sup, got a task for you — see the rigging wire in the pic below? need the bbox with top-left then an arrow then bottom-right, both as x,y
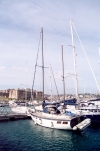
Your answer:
31,30 -> 42,100
72,21 -> 100,93
50,66 -> 60,101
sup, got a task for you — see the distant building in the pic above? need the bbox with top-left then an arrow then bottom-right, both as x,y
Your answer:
9,89 -> 43,100
0,91 -> 9,100
9,89 -> 18,99
36,91 -> 43,100
9,89 -> 31,100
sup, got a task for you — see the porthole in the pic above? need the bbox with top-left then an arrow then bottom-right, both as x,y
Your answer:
63,121 -> 68,124
57,121 -> 61,124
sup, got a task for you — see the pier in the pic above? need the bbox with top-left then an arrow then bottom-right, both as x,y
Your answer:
0,105 -> 32,121
0,113 -> 31,121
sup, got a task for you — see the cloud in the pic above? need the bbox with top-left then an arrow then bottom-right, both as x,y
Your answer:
0,0 -> 100,94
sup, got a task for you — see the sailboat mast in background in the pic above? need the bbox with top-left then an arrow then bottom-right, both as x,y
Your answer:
70,20 -> 79,102
61,45 -> 65,101
41,27 -> 44,101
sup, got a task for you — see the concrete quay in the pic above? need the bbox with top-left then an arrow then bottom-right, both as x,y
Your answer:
0,113 -> 31,121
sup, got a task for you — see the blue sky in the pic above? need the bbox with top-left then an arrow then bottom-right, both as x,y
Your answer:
0,0 -> 100,95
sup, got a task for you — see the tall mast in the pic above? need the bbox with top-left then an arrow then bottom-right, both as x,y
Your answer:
70,20 -> 79,101
41,27 -> 44,100
62,45 -> 65,101
25,60 -> 28,101
50,64 -> 53,101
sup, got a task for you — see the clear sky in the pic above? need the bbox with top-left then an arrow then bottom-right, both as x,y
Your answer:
0,0 -> 100,95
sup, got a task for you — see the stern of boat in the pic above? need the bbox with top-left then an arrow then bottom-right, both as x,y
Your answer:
70,116 -> 91,131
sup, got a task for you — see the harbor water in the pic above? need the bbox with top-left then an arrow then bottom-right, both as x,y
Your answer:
0,107 -> 100,151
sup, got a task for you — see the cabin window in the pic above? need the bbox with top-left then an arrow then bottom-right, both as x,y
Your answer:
63,122 -> 68,124
94,110 -> 97,112
57,121 -> 61,124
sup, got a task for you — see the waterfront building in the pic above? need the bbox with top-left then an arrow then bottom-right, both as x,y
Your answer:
9,89 -> 43,100
0,91 -> 9,100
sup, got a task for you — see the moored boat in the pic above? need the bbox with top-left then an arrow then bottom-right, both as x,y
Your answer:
30,27 -> 91,131
9,100 -> 35,115
30,104 -> 91,131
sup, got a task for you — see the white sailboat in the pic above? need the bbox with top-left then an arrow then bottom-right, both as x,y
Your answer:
30,27 -> 91,131
9,100 -> 29,114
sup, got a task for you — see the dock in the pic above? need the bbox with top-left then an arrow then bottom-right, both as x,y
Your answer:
0,113 -> 31,121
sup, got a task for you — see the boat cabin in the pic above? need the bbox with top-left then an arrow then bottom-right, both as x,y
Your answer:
43,105 -> 60,114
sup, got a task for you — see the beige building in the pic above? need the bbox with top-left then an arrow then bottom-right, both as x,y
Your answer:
36,91 -> 43,100
9,89 -> 43,100
9,89 -> 31,100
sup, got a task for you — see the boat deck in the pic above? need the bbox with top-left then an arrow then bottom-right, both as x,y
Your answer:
32,111 -> 76,121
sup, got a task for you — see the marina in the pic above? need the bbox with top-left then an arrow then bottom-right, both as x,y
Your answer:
1,0 -> 100,150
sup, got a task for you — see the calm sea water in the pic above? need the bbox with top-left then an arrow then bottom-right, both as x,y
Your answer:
0,107 -> 100,151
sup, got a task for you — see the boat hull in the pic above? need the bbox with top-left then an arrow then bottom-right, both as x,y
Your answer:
31,114 -> 73,130
30,112 -> 88,130
11,106 -> 28,114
